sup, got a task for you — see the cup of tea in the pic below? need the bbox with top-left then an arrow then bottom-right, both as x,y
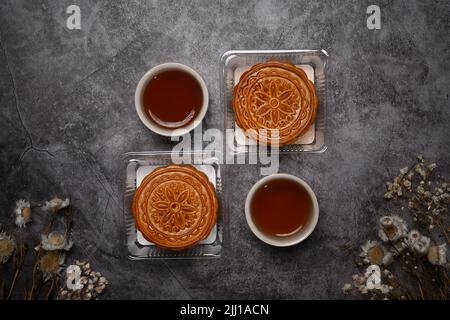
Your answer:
245,173 -> 319,247
135,62 -> 209,136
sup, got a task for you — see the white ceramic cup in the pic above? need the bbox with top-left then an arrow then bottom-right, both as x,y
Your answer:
134,62 -> 209,137
245,173 -> 319,247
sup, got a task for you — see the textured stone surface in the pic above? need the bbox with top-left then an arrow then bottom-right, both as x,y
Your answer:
0,0 -> 449,299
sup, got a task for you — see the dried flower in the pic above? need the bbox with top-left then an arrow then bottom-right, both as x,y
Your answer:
360,241 -> 393,265
42,197 -> 70,213
38,251 -> 66,281
58,260 -> 108,300
40,232 -> 73,251
382,269 -> 394,279
345,156 -> 449,299
342,283 -> 352,294
415,164 -> 427,180
411,236 -> 430,255
15,199 -> 31,228
407,230 -> 421,244
349,274 -> 368,294
384,167 -> 412,199
0,231 -> 16,264
403,180 -> 412,190
427,244 -> 447,266
378,215 -> 408,242
375,283 -> 393,294
406,230 -> 430,255
399,166 -> 409,176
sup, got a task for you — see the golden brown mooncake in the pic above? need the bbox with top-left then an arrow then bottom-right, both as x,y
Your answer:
232,60 -> 318,146
132,164 -> 218,251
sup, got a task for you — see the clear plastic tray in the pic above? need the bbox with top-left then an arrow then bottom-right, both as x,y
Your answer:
123,152 -> 224,259
221,49 -> 328,154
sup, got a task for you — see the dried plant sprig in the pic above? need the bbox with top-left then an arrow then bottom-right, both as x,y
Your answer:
57,260 -> 108,300
344,155 -> 449,300
2,195 -> 109,300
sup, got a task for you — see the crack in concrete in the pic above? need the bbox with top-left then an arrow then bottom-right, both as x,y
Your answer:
97,248 -> 121,260
73,145 -> 121,209
60,34 -> 141,100
18,145 -> 55,162
0,34 -> 55,163
162,261 -> 193,299
274,24 -> 294,49
0,38 -> 32,145
100,196 -> 110,233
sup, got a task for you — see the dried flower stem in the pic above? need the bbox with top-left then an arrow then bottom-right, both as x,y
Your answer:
439,288 -> 445,299
0,265 -> 4,300
27,250 -> 41,300
42,214 -> 55,236
417,280 -> 424,300
6,241 -> 26,300
7,269 -> 20,300
436,221 -> 450,244
45,276 -> 56,300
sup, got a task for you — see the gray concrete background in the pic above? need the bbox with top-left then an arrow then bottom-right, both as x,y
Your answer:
0,0 -> 449,299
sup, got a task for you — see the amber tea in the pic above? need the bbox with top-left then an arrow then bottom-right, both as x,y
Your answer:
142,70 -> 203,129
250,178 -> 312,237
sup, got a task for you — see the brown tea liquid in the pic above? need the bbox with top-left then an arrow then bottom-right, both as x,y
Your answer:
143,70 -> 203,129
250,178 -> 312,237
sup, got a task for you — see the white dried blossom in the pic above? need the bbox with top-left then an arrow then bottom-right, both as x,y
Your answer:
351,274 -> 368,294
0,231 -> 16,264
415,164 -> 427,180
360,240 -> 393,265
378,215 -> 408,242
375,283 -> 393,294
382,269 -> 394,280
42,197 -> 70,213
407,230 -> 431,255
407,230 -> 421,244
412,236 -> 430,255
342,283 -> 352,294
40,232 -> 73,251
427,244 -> 447,266
403,180 -> 412,189
406,171 -> 414,180
14,199 -> 31,228
399,166 -> 409,176
416,185 -> 426,195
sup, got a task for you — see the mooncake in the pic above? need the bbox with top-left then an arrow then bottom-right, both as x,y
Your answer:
232,60 -> 317,146
132,164 -> 218,251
